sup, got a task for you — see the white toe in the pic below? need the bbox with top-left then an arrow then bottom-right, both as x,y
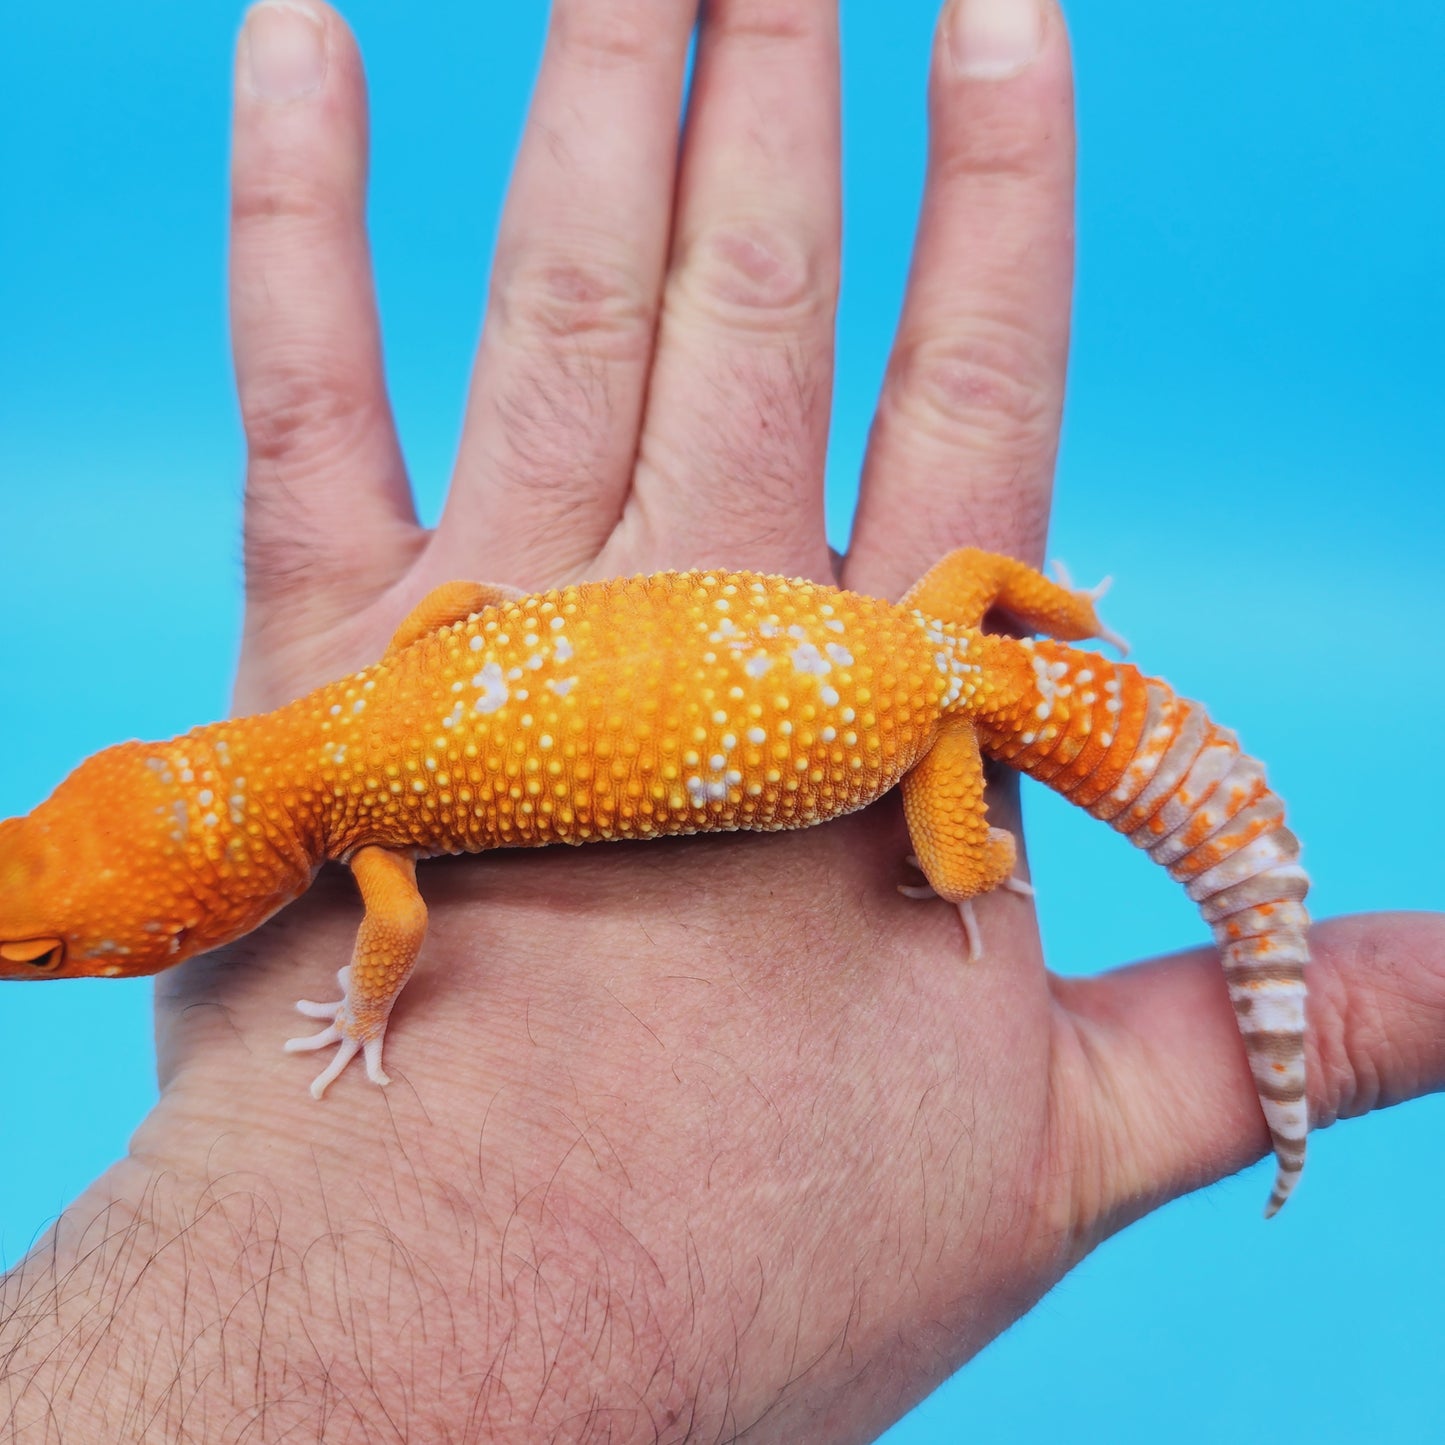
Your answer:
284,1023 -> 342,1054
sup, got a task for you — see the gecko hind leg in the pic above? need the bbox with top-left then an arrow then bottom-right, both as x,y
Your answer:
901,546 -> 1127,651
899,724 -> 1028,962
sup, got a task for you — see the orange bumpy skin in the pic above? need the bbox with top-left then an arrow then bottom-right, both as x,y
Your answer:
0,550 -> 1310,1212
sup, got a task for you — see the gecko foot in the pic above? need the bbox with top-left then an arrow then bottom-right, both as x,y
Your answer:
898,850 -> 1033,962
1049,560 -> 1130,654
284,965 -> 391,1098
896,884 -> 984,961
899,853 -> 1034,902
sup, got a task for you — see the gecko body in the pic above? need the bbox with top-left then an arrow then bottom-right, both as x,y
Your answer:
0,550 -> 1309,1212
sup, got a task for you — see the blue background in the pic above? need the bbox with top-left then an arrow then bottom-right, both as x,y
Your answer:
2,2 -> 1442,1438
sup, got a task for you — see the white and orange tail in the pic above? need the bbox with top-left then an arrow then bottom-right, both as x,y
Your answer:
978,639 -> 1310,1215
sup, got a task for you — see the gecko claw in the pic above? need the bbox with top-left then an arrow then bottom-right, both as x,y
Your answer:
1050,558 -> 1113,602
1095,620 -> 1131,656
1050,560 -> 1129,652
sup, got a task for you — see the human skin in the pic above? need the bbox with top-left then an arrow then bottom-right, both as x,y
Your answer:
2,0 -> 1443,1439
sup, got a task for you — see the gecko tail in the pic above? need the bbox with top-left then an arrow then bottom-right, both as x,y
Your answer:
994,648 -> 1311,1214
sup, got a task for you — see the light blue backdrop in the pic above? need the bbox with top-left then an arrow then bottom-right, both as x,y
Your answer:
1,3 -> 1441,1439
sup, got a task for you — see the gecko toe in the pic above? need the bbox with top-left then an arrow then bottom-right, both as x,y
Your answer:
294,997 -> 342,1020
956,901 -> 984,962
362,1034 -> 390,1086
284,1023 -> 342,1053
898,883 -> 938,900
307,1037 -> 362,1099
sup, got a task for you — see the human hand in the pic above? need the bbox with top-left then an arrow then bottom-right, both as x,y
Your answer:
7,1 -> 1442,1440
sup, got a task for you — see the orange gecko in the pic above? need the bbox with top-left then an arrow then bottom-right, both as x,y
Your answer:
0,549 -> 1310,1213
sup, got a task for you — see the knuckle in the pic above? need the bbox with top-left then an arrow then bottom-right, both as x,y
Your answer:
1308,924 -> 1429,1127
241,354 -> 382,469
932,113 -> 1058,186
1308,955 -> 1364,1123
232,165 -> 350,232
883,325 -> 1057,455
551,1 -> 675,70
710,0 -> 819,45
492,251 -> 656,361
676,220 -> 834,331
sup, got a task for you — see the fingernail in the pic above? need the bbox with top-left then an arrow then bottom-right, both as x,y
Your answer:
946,0 -> 1043,80
244,1 -> 327,101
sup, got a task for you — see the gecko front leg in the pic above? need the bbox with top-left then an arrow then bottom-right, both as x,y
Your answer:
284,845 -> 428,1098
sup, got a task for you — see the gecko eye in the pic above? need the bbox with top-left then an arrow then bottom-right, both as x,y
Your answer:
0,938 -> 65,973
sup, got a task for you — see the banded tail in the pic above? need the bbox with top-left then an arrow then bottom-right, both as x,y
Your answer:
977,637 -> 1310,1215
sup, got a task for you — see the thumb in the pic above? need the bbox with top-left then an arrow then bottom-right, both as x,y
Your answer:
1048,912 -> 1445,1251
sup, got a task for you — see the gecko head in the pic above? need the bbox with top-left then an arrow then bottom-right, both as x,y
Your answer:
0,747 -> 226,981
0,812 -> 77,979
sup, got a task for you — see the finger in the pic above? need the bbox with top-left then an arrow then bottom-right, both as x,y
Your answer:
231,1 -> 415,624
436,0 -> 698,586
845,0 -> 1074,600
1052,913 -> 1445,1248
598,0 -> 840,581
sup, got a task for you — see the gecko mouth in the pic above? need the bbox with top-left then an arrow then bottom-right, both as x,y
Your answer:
0,938 -> 65,974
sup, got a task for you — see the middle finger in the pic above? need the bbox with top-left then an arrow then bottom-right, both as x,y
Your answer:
435,0 -> 698,586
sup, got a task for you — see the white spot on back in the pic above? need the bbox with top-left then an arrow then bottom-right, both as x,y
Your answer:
472,661 -> 509,714
790,643 -> 831,676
